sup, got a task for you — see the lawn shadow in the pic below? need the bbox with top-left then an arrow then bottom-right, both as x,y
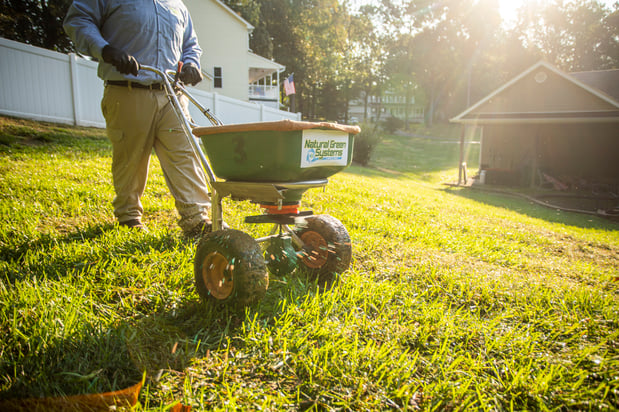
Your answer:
442,185 -> 618,230
0,305 -> 224,406
89,272 -> 323,406
0,222 -> 330,408
0,320 -> 143,403
0,288 -> 249,408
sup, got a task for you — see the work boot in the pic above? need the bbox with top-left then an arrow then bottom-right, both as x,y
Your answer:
119,218 -> 148,232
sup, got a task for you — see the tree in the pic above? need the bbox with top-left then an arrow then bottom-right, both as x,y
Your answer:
511,0 -> 619,72
0,0 -> 72,52
233,0 -> 376,120
390,0 -> 505,124
223,0 -> 274,58
384,33 -> 417,128
293,0 -> 352,119
348,4 -> 388,123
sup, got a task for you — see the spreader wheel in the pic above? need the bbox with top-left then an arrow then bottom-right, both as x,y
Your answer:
295,215 -> 352,286
194,229 -> 268,306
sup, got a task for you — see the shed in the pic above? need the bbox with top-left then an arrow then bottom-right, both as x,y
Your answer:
451,61 -> 619,190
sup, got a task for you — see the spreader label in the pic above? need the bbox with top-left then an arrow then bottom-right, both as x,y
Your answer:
301,130 -> 348,168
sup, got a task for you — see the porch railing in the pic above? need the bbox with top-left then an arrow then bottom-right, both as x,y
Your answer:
249,84 -> 279,101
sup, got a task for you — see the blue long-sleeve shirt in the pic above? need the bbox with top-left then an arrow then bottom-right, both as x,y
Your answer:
64,0 -> 202,84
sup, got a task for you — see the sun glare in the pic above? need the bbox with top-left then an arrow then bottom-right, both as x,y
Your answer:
498,0 -> 524,24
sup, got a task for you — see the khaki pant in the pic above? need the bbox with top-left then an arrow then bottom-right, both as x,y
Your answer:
101,85 -> 210,232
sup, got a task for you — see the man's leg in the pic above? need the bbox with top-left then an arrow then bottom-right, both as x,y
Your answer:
153,94 -> 211,234
101,86 -> 157,225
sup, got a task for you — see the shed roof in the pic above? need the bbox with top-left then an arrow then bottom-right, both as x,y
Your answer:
451,61 -> 619,124
570,69 -> 619,102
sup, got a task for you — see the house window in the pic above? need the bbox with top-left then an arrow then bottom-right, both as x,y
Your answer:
214,67 -> 222,88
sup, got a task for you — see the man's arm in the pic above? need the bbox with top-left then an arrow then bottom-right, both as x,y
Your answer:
65,0 -> 138,76
179,10 -> 203,85
180,10 -> 202,69
63,0 -> 108,61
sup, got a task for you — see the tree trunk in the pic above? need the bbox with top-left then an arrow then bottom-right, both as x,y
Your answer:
427,83 -> 435,128
363,87 -> 370,121
404,82 -> 412,130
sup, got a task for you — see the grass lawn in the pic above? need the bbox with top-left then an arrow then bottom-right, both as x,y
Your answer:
0,115 -> 617,410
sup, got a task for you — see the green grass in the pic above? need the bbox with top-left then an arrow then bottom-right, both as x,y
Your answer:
0,116 -> 617,410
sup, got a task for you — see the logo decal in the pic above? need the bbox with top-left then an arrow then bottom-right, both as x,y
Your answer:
301,130 -> 349,168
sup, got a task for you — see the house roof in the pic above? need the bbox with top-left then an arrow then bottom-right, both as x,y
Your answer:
451,61 -> 619,124
212,0 -> 254,31
248,52 -> 285,82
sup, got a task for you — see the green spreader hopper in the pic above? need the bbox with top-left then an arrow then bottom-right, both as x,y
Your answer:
140,64 -> 361,308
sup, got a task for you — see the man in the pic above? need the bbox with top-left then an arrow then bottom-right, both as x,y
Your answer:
64,0 -> 213,237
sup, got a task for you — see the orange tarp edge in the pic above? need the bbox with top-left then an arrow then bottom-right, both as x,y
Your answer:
193,119 -> 361,137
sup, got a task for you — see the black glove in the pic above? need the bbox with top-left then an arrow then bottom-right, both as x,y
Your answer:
179,63 -> 203,86
102,45 -> 139,76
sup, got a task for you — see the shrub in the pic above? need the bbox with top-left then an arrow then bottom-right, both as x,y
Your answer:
352,123 -> 381,166
382,116 -> 404,133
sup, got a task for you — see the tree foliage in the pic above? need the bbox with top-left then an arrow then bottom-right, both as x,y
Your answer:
0,0 -> 72,52
511,0 -> 619,72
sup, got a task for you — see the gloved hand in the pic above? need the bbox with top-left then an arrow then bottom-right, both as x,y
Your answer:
179,63 -> 203,86
102,45 -> 139,76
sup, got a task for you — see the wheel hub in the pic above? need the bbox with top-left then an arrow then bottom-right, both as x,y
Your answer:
201,251 -> 234,300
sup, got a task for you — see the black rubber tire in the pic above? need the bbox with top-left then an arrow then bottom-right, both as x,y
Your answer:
295,214 -> 352,286
194,229 -> 268,306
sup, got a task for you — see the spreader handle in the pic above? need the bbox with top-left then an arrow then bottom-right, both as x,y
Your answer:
174,61 -> 183,86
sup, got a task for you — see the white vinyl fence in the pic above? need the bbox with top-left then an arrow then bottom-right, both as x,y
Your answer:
0,37 -> 300,128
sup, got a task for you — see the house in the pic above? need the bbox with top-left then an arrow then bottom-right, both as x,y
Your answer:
184,0 -> 285,109
451,61 -> 619,189
349,90 -> 424,124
